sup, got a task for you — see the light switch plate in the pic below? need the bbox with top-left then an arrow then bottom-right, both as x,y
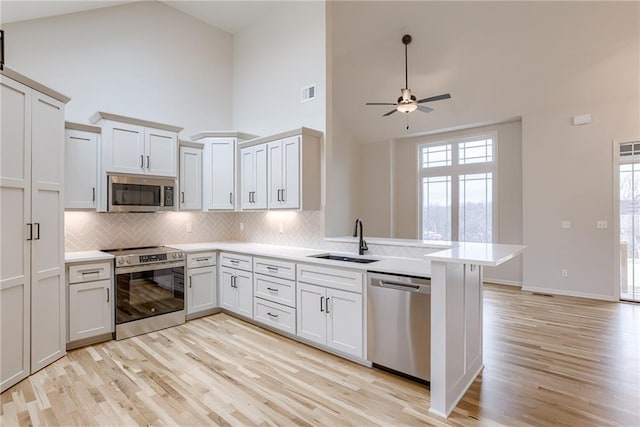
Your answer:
561,220 -> 571,229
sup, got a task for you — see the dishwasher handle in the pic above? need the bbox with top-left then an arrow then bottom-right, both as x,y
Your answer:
368,274 -> 430,294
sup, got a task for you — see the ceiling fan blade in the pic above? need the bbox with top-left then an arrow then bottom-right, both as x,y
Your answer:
417,105 -> 434,113
417,93 -> 451,104
383,109 -> 398,117
366,102 -> 397,106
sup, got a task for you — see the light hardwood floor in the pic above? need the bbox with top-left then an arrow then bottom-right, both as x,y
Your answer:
2,285 -> 639,426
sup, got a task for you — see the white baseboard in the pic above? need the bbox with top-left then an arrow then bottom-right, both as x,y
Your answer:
483,278 -> 521,287
521,285 -> 617,302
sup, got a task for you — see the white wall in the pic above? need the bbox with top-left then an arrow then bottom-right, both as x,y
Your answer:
3,1 -> 233,137
232,1 -> 326,136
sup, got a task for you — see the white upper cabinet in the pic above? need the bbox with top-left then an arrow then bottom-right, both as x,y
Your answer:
64,123 -> 100,209
239,127 -> 322,211
241,144 -> 267,210
193,131 -> 257,211
179,143 -> 203,211
90,112 -> 182,178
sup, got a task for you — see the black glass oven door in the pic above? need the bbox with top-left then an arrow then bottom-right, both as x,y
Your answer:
116,265 -> 184,325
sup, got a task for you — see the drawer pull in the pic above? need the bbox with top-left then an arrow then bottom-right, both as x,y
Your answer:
106,288 -> 110,302
81,270 -> 101,276
195,257 -> 209,262
266,266 -> 279,272
267,312 -> 279,318
266,287 -> 279,293
230,259 -> 239,264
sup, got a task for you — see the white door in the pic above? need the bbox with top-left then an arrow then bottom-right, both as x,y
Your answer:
179,146 -> 202,210
220,267 -> 236,311
0,76 -> 32,392
105,122 -> 145,174
65,129 -> 97,209
618,140 -> 640,302
235,270 -> 254,318
146,128 -> 177,177
267,140 -> 283,208
326,288 -> 362,357
240,146 -> 255,210
30,90 -> 66,373
281,136 -> 300,209
207,138 -> 235,210
296,283 -> 326,345
254,144 -> 268,209
68,280 -> 112,341
187,266 -> 217,314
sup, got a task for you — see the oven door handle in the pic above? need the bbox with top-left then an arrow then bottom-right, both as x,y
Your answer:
114,261 -> 185,275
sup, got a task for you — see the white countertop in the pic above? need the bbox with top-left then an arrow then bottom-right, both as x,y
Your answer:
325,236 -> 453,249
65,250 -> 114,263
425,242 -> 526,267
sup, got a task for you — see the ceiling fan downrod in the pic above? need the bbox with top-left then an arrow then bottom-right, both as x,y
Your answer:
402,34 -> 412,90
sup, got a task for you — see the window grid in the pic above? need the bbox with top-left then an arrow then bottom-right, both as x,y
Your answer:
459,139 -> 493,165
422,144 -> 452,168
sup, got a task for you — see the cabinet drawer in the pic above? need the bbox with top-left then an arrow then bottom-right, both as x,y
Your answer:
254,274 -> 296,307
187,251 -> 216,268
68,261 -> 112,284
220,252 -> 253,271
253,257 -> 296,281
253,298 -> 296,335
297,263 -> 363,293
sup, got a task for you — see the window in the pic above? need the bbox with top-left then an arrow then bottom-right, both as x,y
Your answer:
419,134 -> 496,242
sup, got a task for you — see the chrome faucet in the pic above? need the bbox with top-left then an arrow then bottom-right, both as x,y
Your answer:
353,218 -> 368,255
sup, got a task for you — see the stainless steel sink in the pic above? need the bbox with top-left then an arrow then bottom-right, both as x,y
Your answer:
311,254 -> 379,264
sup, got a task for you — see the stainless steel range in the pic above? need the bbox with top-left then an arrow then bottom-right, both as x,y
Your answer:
103,246 -> 185,340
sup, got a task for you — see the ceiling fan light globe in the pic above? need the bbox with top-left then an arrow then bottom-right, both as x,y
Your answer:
397,103 -> 418,113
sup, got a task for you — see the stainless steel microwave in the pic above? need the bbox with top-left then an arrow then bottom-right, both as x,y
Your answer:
108,175 -> 175,212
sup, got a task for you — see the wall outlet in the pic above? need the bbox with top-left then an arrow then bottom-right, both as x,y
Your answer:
561,220 -> 571,229
597,220 -> 608,229
240,222 -> 244,231
186,223 -> 192,233
561,269 -> 568,278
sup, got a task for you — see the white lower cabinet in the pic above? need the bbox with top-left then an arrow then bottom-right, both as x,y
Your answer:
186,252 -> 217,317
296,264 -> 363,358
67,260 -> 114,345
253,298 -> 296,335
220,266 -> 253,318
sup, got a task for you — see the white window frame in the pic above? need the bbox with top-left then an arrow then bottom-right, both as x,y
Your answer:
418,132 -> 498,242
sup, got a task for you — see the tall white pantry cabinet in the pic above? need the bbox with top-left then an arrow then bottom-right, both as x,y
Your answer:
0,70 -> 69,392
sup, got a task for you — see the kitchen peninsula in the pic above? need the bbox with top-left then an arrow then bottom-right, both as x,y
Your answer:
163,240 -> 525,418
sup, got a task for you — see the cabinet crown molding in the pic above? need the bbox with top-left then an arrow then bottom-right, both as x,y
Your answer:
89,111 -> 183,133
1,67 -> 71,103
239,127 -> 323,148
191,131 -> 259,141
65,121 -> 102,134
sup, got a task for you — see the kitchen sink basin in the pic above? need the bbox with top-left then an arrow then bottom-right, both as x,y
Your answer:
312,254 -> 379,264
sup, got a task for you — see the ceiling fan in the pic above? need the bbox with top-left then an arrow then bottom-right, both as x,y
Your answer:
365,34 -> 451,118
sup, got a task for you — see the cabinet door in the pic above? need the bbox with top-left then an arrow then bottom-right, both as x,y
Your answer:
220,267 -> 236,311
68,279 -> 112,341
187,266 -> 217,315
30,90 -> 66,373
281,136 -> 300,209
206,138 -> 235,210
65,129 -> 97,209
145,128 -> 177,177
267,140 -> 283,208
240,146 -> 255,210
326,288 -> 363,358
104,122 -> 145,174
179,146 -> 202,210
253,144 -> 268,209
296,283 -> 326,346
235,270 -> 254,318
0,76 -> 31,392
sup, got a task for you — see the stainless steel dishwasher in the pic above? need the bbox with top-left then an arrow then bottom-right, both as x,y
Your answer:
367,271 -> 431,382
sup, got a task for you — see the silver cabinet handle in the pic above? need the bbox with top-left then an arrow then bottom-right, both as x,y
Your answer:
106,288 -> 110,302
230,259 -> 239,265
34,223 -> 40,240
81,270 -> 101,276
266,266 -> 278,272
320,296 -> 324,312
266,287 -> 278,293
181,192 -> 185,203
326,297 -> 330,314
92,187 -> 96,202
229,192 -> 233,204
267,312 -> 278,318
281,188 -> 285,202
146,155 -> 150,169
140,154 -> 144,168
195,257 -> 209,262
26,223 -> 33,241
277,189 -> 282,202
189,276 -> 192,288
